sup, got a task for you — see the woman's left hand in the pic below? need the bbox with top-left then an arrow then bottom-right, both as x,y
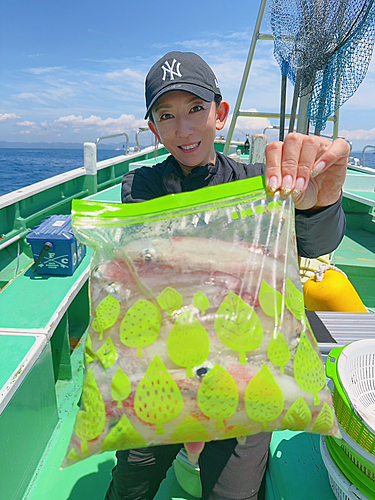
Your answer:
264,133 -> 350,210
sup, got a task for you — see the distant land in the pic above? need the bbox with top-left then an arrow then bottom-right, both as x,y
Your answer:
0,140 -> 138,150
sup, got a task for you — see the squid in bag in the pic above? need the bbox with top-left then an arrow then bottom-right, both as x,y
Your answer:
63,175 -> 339,467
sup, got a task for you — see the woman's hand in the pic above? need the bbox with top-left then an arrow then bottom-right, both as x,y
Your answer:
265,133 -> 350,210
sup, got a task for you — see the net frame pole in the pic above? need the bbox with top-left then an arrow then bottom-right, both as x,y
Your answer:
279,73 -> 287,140
333,110 -> 340,140
288,71 -> 301,133
224,0 -> 268,155
296,93 -> 310,135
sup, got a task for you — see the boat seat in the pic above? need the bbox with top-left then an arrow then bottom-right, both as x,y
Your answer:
0,332 -> 59,500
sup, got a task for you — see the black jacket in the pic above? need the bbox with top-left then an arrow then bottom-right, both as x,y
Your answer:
121,152 -> 346,258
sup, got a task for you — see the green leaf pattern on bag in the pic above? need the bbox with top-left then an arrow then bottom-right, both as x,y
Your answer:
92,294 -> 120,340
267,330 -> 291,373
244,364 -> 284,431
157,287 -> 183,314
84,333 -> 95,365
294,332 -> 326,406
134,355 -> 184,435
74,287 -> 333,455
102,414 -> 146,451
312,402 -> 335,433
170,416 -> 210,443
197,364 -> 239,429
259,280 -> 284,317
167,310 -> 209,377
120,299 -> 161,357
222,425 -> 253,440
214,292 -> 263,364
67,447 -> 82,461
281,397 -> 312,431
75,368 -> 106,454
96,336 -> 116,371
111,367 -> 131,408
193,291 -> 210,315
285,278 -> 305,320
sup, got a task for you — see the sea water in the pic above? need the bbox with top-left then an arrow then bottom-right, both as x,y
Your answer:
0,148 -> 374,198
0,148 -> 125,197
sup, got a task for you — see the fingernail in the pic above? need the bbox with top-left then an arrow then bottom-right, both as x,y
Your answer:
281,175 -> 293,195
267,176 -> 279,193
292,176 -> 305,196
311,161 -> 326,178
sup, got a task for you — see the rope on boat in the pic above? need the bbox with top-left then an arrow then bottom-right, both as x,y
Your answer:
314,263 -> 347,282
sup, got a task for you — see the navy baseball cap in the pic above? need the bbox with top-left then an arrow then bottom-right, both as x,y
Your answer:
145,51 -> 222,119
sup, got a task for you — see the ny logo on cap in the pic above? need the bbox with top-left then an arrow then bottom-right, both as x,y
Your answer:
161,59 -> 182,81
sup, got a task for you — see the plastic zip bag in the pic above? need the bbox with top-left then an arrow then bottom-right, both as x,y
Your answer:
63,176 -> 339,467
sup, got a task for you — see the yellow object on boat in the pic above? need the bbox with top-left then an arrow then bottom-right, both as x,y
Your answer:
303,266 -> 367,313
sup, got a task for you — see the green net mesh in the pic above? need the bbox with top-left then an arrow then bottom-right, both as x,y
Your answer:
270,0 -> 375,131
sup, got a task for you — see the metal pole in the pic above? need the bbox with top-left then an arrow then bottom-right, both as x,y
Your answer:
224,0 -> 268,155
288,71 -> 301,133
279,73 -> 287,140
333,110 -> 339,139
296,92 -> 310,135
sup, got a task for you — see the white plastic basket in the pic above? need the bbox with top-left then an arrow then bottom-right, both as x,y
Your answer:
320,436 -> 369,500
338,423 -> 375,468
337,340 -> 375,433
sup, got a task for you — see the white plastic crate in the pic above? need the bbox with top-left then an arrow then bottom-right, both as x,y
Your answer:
338,424 -> 375,468
320,436 -> 369,500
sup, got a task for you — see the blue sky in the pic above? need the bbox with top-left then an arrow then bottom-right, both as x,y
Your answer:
1,0 -> 375,151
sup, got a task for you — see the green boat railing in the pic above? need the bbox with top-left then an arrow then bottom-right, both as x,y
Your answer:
0,144 -> 167,288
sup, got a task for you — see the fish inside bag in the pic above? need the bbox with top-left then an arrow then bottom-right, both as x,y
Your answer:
63,175 -> 339,467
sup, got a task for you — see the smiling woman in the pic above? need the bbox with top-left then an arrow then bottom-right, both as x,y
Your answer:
148,93 -> 229,175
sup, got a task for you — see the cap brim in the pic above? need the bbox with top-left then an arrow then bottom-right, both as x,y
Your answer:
145,83 -> 216,119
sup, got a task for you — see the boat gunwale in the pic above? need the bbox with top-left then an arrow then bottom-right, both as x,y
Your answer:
0,144 -> 162,210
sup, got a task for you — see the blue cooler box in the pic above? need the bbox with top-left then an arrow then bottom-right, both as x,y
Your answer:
27,215 -> 86,276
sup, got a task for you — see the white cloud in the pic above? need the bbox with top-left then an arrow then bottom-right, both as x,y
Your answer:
17,120 -> 36,127
16,120 -> 47,136
0,113 -> 20,122
105,68 -> 144,82
224,30 -> 253,41
11,112 -> 148,139
16,92 -> 42,101
224,111 -> 271,136
339,128 -> 375,141
28,66 -> 63,75
54,113 -> 147,135
15,85 -> 76,105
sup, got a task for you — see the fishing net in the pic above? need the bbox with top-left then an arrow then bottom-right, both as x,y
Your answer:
62,177 -> 339,467
270,0 -> 375,131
